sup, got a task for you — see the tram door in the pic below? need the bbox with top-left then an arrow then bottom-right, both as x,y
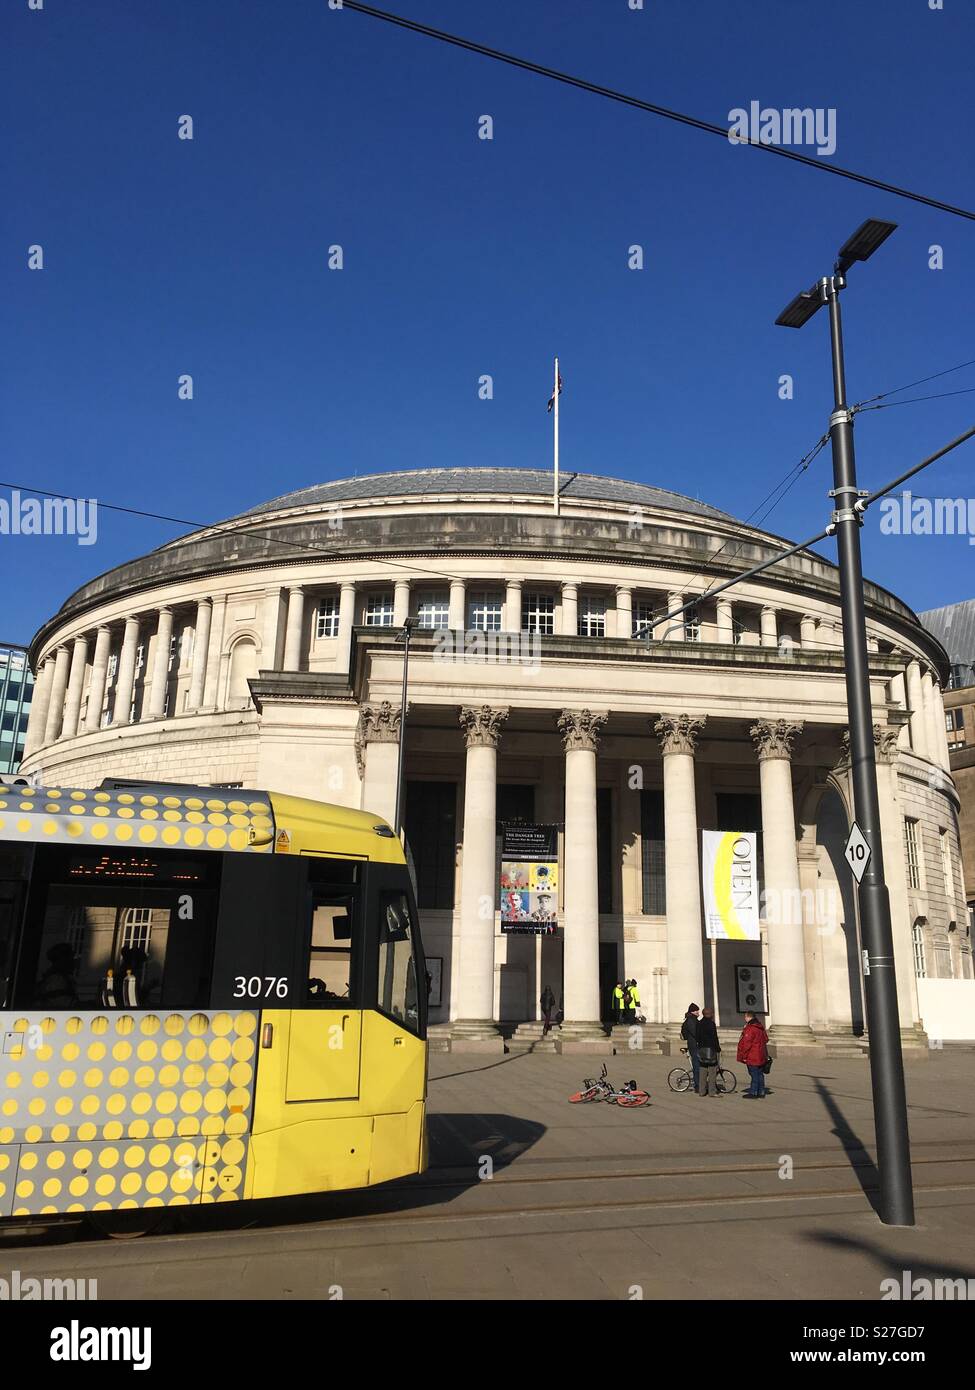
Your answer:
286,889 -> 361,1102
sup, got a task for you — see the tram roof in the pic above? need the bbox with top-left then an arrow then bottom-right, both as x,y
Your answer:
0,779 -> 403,861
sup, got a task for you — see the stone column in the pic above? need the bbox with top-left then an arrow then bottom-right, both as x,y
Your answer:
560,583 -> 578,637
281,588 -> 305,672
716,597 -> 734,644
800,614 -> 817,648
871,727 -> 927,1047
751,719 -> 816,1049
559,709 -> 609,1041
147,608 -> 174,720
504,579 -> 522,633
356,701 -> 403,826
23,655 -> 55,757
665,592 -> 683,640
448,579 -> 466,632
921,671 -> 941,769
201,596 -> 226,710
61,634 -> 89,740
43,645 -> 71,745
932,682 -> 950,771
112,617 -> 140,727
615,585 -> 633,640
890,671 -> 910,750
655,714 -> 706,1035
906,660 -> 927,760
336,582 -> 356,675
186,600 -> 212,710
83,626 -> 112,734
261,588 -> 285,671
452,705 -> 509,1048
393,580 -> 410,629
760,606 -> 778,649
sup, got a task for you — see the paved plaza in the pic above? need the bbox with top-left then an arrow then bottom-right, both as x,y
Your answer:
3,1049 -> 974,1300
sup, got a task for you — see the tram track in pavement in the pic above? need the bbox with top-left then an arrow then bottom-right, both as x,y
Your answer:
4,1137 -> 973,1254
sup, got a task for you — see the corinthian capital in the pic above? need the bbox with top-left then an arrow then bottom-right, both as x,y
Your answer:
654,713 -> 706,756
460,704 -> 509,748
751,718 -> 803,761
558,709 -> 608,752
839,724 -> 901,768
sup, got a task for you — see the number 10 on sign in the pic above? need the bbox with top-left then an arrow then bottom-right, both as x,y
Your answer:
844,823 -> 872,883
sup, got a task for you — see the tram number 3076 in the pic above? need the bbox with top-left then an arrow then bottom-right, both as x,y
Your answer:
233,976 -> 289,999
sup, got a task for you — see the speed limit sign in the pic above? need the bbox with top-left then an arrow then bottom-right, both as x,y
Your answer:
843,822 -> 872,883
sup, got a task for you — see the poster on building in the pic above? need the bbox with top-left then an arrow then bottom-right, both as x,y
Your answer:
500,824 -> 559,933
702,830 -> 760,940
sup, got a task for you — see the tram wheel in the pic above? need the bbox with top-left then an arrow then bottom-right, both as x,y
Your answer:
88,1209 -> 171,1241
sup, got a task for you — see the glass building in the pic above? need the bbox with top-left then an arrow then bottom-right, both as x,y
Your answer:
0,644 -> 34,774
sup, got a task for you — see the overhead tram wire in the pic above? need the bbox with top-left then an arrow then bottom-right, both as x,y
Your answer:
854,386 -> 975,414
340,1 -> 975,222
851,356 -> 975,410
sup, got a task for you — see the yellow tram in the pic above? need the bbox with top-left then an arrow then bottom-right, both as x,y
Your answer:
0,779 -> 427,1230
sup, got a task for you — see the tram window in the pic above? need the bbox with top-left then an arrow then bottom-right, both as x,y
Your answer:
13,845 -> 219,1010
306,895 -> 356,1005
377,890 -> 419,1033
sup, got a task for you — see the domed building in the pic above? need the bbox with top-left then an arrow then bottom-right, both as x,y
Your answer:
20,468 -> 970,1051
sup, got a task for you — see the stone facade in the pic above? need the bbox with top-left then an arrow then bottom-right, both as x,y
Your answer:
19,468 -> 970,1050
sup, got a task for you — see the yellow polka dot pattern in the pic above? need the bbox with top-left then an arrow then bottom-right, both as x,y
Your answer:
0,1011 -> 256,1216
0,786 -> 274,855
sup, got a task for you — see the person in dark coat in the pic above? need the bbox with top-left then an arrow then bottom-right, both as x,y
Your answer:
540,985 -> 556,1035
696,1007 -> 721,1095
680,1003 -> 701,1093
737,1012 -> 770,1098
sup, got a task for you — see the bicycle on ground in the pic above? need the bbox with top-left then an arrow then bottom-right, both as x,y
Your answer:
569,1063 -> 651,1106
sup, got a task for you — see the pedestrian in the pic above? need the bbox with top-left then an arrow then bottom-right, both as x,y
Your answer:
612,980 -> 625,1026
621,980 -> 634,1025
628,979 -> 642,1024
540,984 -> 556,1035
680,1003 -> 701,1093
697,1007 -> 721,1095
737,1011 -> 770,1098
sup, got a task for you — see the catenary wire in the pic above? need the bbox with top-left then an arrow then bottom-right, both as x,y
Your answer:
340,1 -> 975,222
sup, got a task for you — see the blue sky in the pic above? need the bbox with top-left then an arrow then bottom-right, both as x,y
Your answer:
3,0 -> 974,646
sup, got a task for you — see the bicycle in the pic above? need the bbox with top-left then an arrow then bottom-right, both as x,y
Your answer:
667,1047 -> 738,1094
569,1063 -> 651,1106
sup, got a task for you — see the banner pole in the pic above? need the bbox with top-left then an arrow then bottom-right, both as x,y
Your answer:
553,355 -> 560,517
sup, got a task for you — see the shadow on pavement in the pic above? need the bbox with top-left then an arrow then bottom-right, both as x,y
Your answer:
0,1113 -> 546,1248
808,1230 -> 975,1291
808,1075 -> 882,1217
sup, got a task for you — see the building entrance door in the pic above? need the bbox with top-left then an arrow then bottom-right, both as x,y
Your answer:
598,942 -> 619,1023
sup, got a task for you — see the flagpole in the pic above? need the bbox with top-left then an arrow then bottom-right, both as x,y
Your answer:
553,355 -> 560,517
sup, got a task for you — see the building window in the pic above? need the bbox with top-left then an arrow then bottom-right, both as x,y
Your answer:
316,595 -> 340,638
134,643 -> 145,675
168,634 -> 177,672
912,921 -> 926,979
941,829 -> 955,905
905,818 -> 922,890
732,617 -> 745,646
363,592 -> 395,627
121,906 -> 153,954
945,708 -> 965,746
640,789 -> 666,915
523,593 -> 555,636
416,591 -> 449,629
107,652 -> 118,682
632,600 -> 656,639
578,595 -> 606,638
468,592 -> 502,633
684,612 -> 701,642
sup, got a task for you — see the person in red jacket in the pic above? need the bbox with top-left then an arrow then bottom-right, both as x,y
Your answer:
737,1011 -> 770,1098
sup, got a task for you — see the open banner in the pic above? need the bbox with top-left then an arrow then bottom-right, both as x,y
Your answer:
702,830 -> 760,940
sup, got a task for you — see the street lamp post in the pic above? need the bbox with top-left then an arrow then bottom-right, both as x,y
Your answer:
393,617 -> 418,838
777,218 -> 915,1226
